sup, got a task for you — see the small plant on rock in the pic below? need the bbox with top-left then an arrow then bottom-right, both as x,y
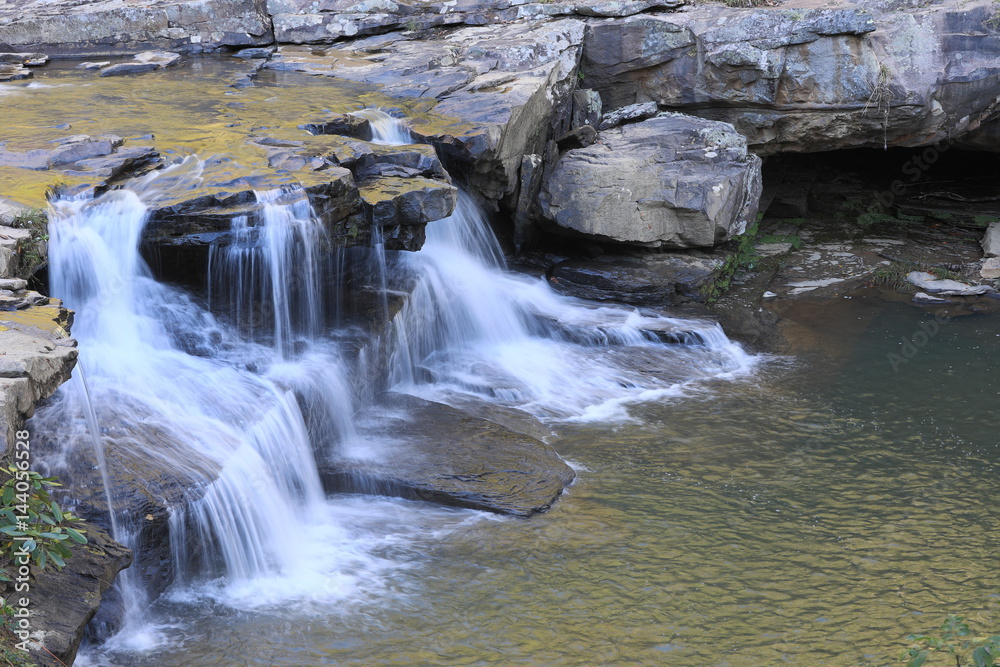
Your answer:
0,466 -> 87,581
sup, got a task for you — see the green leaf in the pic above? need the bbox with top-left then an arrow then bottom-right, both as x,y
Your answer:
50,501 -> 62,522
906,649 -> 929,667
0,526 -> 25,536
65,528 -> 87,544
47,550 -> 64,568
22,538 -> 36,552
36,550 -> 46,569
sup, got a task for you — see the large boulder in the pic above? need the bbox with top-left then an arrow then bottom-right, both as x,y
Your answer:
580,0 -> 1000,154
9,525 -> 131,667
538,114 -> 762,248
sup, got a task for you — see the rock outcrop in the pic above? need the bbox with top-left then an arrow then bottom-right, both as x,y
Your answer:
539,114 -> 762,248
266,19 -> 586,204
0,0 -> 273,56
9,525 -> 131,667
0,300 -> 77,457
580,1 -> 1000,154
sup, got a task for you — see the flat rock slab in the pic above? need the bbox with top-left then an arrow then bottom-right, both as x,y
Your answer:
320,397 -> 575,517
548,253 -> 722,306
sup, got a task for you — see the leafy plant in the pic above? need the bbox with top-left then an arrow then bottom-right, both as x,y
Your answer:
0,466 -> 87,580
9,208 -> 48,279
705,221 -> 760,302
0,601 -> 35,666
901,615 -> 1000,667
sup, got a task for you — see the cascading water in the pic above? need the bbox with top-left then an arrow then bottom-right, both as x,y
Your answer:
358,110 -> 757,422
32,159 -> 388,649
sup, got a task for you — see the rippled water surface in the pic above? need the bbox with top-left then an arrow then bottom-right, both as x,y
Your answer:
80,298 -> 999,666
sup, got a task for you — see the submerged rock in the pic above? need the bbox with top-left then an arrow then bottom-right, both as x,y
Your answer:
320,397 -> 575,517
539,114 -> 762,248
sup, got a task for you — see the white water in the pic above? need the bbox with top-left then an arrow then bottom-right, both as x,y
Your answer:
37,161 -> 405,648
34,112 -> 757,662
359,110 -> 756,422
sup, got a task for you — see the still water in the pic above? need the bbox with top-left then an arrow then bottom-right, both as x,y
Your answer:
82,297 -> 999,666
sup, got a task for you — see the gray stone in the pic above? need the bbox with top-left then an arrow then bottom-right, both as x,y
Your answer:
980,257 -> 1000,280
982,222 -> 1000,258
906,271 -> 992,295
0,302 -> 77,456
319,397 -> 575,517
0,52 -> 48,65
134,50 -> 183,67
359,176 -> 457,228
598,101 -> 658,130
580,1 -> 1000,154
539,114 -> 762,248
78,61 -> 111,69
548,253 -> 723,306
0,64 -> 32,82
99,62 -> 162,77
571,88 -> 603,129
300,114 -> 373,141
913,291 -> 952,304
15,525 -> 131,666
0,0 -> 274,57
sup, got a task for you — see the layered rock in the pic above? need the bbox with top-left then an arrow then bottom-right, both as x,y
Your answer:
548,253 -> 723,306
539,114 -> 762,248
266,19 -> 586,204
0,0 -> 273,57
581,1 -> 1000,154
0,300 -> 77,457
11,526 -> 131,667
269,0 -> 682,44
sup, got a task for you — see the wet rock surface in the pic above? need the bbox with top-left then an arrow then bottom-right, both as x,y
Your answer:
321,397 -> 575,517
548,253 -> 722,306
6,525 -> 131,666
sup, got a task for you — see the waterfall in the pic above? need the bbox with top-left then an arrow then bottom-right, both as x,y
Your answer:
36,160 -> 368,644
354,110 -> 756,421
